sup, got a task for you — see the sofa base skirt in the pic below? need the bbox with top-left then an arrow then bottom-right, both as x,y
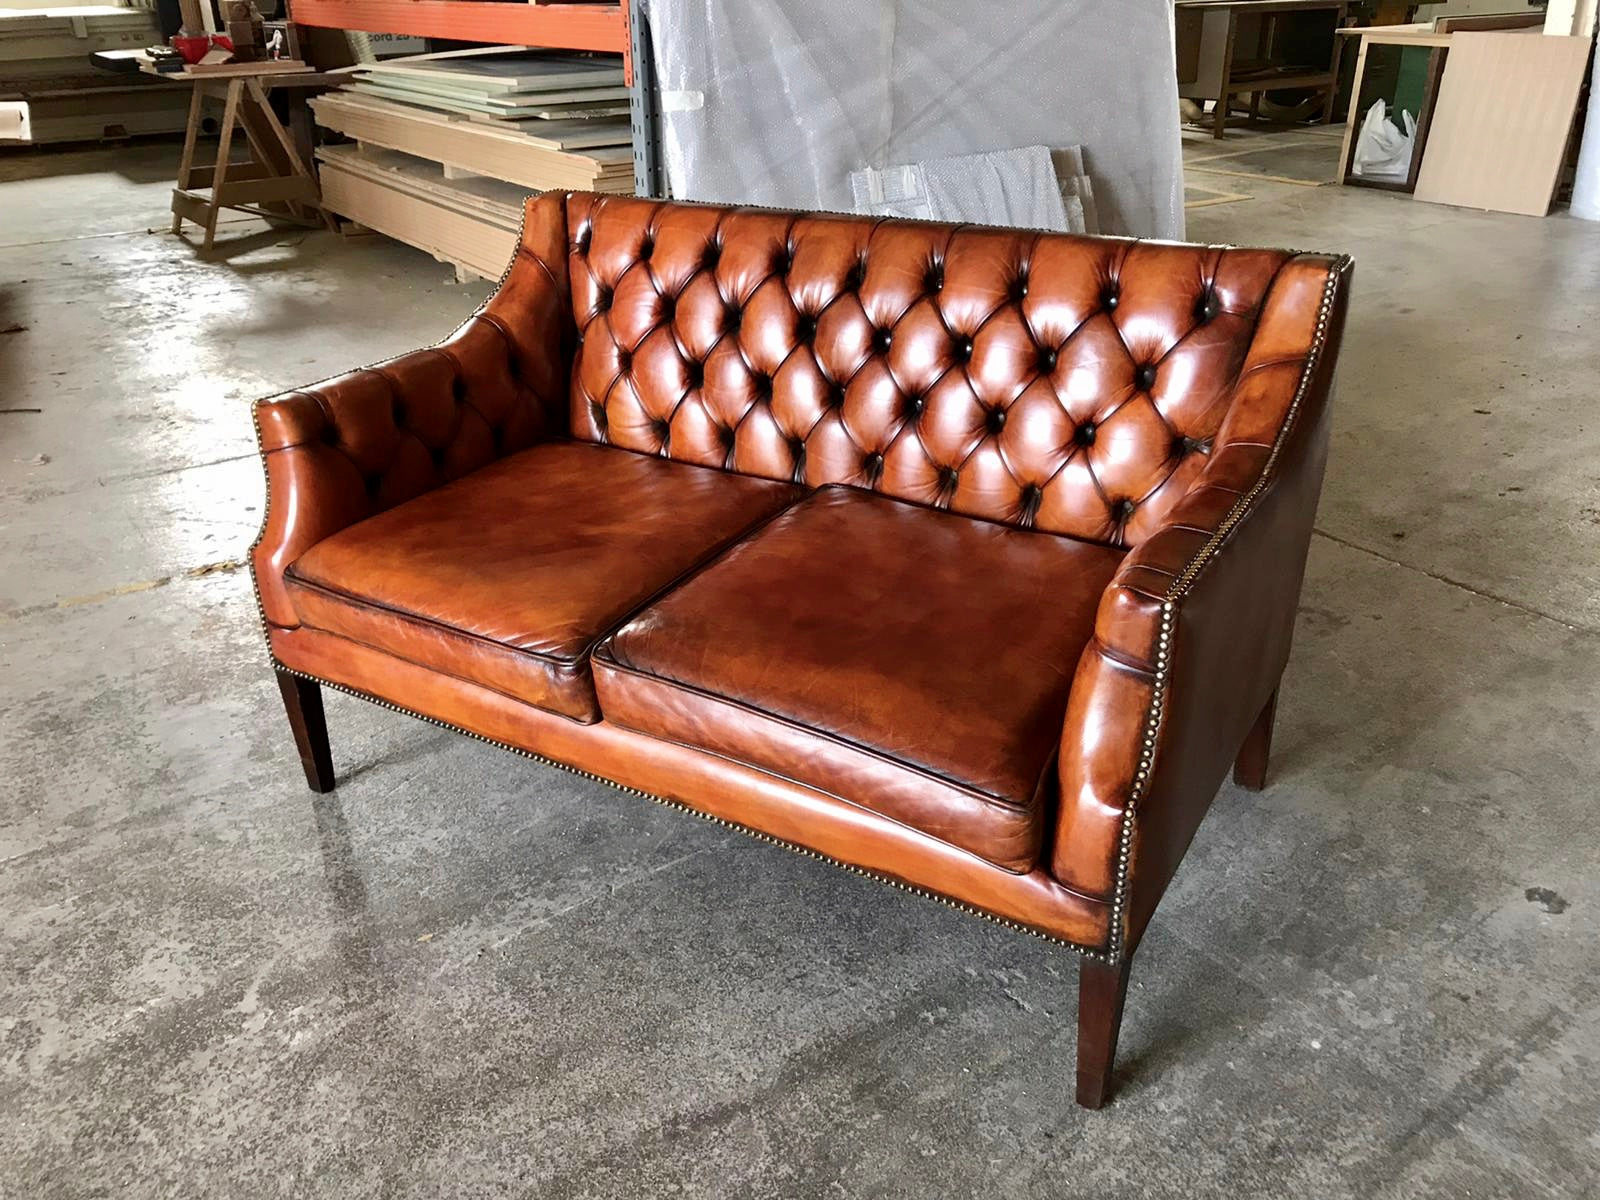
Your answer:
269,624 -> 1115,955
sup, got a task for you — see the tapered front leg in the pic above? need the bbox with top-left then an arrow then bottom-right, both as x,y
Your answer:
1232,686 -> 1279,791
1076,955 -> 1132,1109
275,667 -> 335,793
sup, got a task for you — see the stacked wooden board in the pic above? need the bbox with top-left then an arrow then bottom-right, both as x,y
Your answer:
310,48 -> 634,280
1,3 -> 187,143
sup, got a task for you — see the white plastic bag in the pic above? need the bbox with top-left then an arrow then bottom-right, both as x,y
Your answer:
1352,99 -> 1416,180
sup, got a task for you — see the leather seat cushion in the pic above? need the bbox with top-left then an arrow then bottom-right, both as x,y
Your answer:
592,487 -> 1125,872
284,442 -> 802,722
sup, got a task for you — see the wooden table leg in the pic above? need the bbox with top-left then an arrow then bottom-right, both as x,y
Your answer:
170,84 -> 205,234
204,79 -> 243,250
1214,13 -> 1239,139
247,78 -> 336,231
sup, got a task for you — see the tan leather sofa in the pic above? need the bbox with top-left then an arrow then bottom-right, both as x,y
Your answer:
251,193 -> 1351,1107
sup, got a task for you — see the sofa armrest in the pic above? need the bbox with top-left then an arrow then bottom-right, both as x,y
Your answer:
1052,252 -> 1353,952
250,191 -> 574,631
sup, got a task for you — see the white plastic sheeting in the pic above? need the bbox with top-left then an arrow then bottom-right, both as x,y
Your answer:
644,0 -> 1185,239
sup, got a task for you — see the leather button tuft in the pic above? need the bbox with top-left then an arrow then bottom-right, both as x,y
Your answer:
685,360 -> 704,388
863,451 -> 884,473
953,337 -> 973,363
1021,483 -> 1043,511
1115,498 -> 1136,521
1075,422 -> 1097,446
392,399 -> 405,425
638,235 -> 655,260
651,417 -> 670,441
872,327 -> 893,354
986,407 -> 1007,434
724,305 -> 742,334
702,241 -> 721,270
616,349 -> 632,372
506,356 -> 522,379
796,314 -> 817,342
847,258 -> 868,289
430,445 -> 447,469
718,424 -> 736,449
1038,348 -> 1058,374
1135,364 -> 1157,391
1195,288 -> 1217,323
923,262 -> 944,293
940,466 -> 960,490
590,401 -> 608,427
787,434 -> 805,458
1102,284 -> 1120,311
751,372 -> 772,397
595,287 -> 613,313
659,295 -> 677,320
906,393 -> 926,418
451,377 -> 468,402
773,250 -> 793,274
1010,272 -> 1030,302
828,384 -> 847,409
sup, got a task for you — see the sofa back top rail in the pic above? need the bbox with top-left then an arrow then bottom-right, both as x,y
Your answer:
561,192 -> 1338,551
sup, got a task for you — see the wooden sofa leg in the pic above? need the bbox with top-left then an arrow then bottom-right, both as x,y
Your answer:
1232,686 -> 1278,792
1076,955 -> 1132,1109
276,668 -> 336,793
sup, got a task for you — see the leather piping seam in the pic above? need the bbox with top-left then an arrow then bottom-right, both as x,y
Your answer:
568,701 -> 1043,878
1103,254 -> 1350,961
592,652 -> 1050,820
273,659 -> 1115,959
283,570 -> 597,672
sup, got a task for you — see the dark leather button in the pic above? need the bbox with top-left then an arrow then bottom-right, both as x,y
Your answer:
506,355 -> 521,379
724,305 -> 742,334
717,424 -> 735,449
364,472 -> 382,497
617,349 -> 632,372
451,377 -> 468,402
1135,364 -> 1157,391
872,328 -> 893,354
986,407 -> 1006,434
1075,422 -> 1097,446
864,450 -> 884,473
1116,498 -> 1136,521
1038,348 -> 1058,373
1195,288 -> 1217,323
1010,272 -> 1030,302
392,399 -> 405,425
322,423 -> 339,446
751,372 -> 772,397
595,287 -> 613,313
685,360 -> 704,388
924,262 -> 944,293
639,235 -> 655,260
430,445 -> 447,468
941,465 -> 960,490
773,250 -> 793,274
660,295 -> 677,320
796,314 -> 817,342
702,241 -> 721,270
828,384 -> 847,409
651,417 -> 670,440
1102,284 -> 1120,311
847,258 -> 868,289
906,393 -> 926,418
954,337 -> 973,363
787,434 -> 805,458
1022,483 -> 1043,510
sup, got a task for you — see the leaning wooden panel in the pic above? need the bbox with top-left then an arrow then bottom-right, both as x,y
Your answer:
1414,31 -> 1591,217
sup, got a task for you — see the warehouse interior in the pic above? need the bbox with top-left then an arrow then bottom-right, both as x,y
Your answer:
3,2 -> 1598,1196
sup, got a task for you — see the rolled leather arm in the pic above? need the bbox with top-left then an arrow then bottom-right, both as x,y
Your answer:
250,192 -> 574,630
1052,253 -> 1352,950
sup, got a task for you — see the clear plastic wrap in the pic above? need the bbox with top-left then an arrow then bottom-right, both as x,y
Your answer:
644,0 -> 1184,239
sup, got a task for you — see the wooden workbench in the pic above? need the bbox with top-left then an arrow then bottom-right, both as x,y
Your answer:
143,61 -> 339,249
1176,0 -> 1350,139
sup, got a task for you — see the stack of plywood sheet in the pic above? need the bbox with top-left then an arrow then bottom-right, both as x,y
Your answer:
0,3 -> 188,143
310,48 -> 634,280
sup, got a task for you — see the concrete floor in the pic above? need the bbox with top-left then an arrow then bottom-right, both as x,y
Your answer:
2,131 -> 1597,1198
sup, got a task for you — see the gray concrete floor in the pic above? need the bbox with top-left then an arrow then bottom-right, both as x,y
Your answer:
1,131 -> 1597,1198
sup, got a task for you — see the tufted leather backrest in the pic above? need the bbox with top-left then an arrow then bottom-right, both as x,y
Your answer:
561,193 -> 1306,548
